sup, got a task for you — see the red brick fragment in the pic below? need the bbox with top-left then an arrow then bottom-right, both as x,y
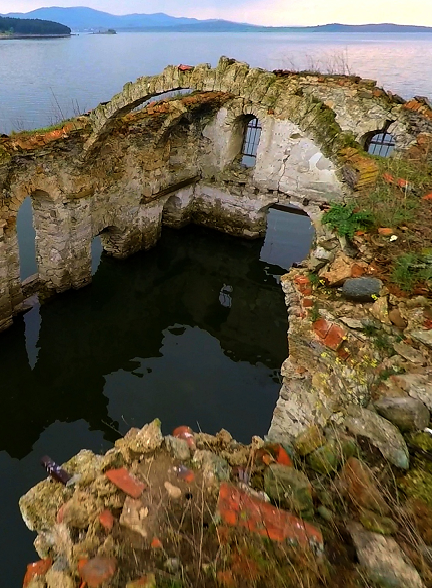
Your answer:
217,483 -> 323,548
396,177 -> 409,190
275,445 -> 293,466
337,346 -> 351,360
422,193 -> 432,201
351,264 -> 366,277
172,425 -> 196,449
23,559 -> 52,587
313,317 -> 331,340
105,468 -> 146,498
151,537 -> 163,549
255,444 -> 292,467
303,298 -> 314,308
323,324 -> 345,351
178,64 -> 194,71
378,227 -> 394,236
176,466 -> 195,484
294,275 -> 312,295
80,556 -> 116,588
99,509 -> 114,531
78,559 -> 89,575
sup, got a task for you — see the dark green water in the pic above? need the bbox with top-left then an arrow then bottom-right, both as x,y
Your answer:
1,210 -> 313,585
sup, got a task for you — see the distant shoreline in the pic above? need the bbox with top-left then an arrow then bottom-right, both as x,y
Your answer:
72,29 -> 432,34
0,33 -> 71,40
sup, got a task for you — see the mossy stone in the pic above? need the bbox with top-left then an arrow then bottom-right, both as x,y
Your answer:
360,509 -> 398,535
307,442 -> 339,474
294,426 -> 325,456
317,505 -> 334,522
399,466 -> 432,507
264,464 -> 313,517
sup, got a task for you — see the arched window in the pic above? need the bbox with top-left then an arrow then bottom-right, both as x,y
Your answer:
241,117 -> 262,167
366,131 -> 395,157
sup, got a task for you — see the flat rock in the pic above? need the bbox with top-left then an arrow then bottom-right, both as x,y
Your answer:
320,252 -> 354,286
119,497 -> 149,538
164,481 -> 182,499
340,317 -> 364,330
348,522 -> 425,588
411,330 -> 432,349
374,396 -> 430,432
345,406 -> 409,469
341,277 -> 382,302
393,342 -> 424,364
370,296 -> 391,325
390,374 -> 432,410
388,308 -> 407,329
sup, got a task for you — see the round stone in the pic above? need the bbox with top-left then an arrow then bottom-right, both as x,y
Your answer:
341,277 -> 382,302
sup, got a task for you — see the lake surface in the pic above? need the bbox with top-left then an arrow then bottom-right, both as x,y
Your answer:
0,30 -> 429,585
0,32 -> 431,134
1,208 -> 313,586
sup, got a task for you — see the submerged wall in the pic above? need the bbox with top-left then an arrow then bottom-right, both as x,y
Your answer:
0,57 -> 431,334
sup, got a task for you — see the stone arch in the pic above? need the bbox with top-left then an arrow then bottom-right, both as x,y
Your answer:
84,58 -> 277,155
0,186 -> 73,327
5,189 -> 61,286
84,56 -> 366,177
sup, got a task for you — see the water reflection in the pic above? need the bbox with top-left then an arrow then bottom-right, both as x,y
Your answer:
0,215 -> 313,586
2,222 -> 311,459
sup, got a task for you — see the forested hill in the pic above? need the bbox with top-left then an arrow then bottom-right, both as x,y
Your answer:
0,16 -> 71,35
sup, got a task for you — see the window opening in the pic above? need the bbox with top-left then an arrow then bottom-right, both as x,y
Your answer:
366,132 -> 395,157
241,117 -> 262,167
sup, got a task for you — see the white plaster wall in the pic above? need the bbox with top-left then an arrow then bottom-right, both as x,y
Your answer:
203,109 -> 343,202
254,119 -> 343,200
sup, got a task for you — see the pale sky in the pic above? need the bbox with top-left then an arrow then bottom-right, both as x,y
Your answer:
2,0 -> 432,27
